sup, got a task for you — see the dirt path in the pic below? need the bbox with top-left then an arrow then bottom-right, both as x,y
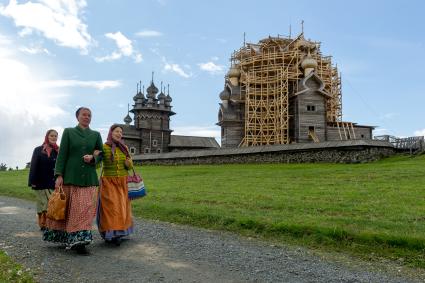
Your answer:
0,196 -> 420,283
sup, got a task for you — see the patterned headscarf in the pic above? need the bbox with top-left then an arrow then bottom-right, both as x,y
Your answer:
105,125 -> 130,161
42,129 -> 59,157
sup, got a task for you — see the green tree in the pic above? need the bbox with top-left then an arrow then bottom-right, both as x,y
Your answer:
0,163 -> 7,171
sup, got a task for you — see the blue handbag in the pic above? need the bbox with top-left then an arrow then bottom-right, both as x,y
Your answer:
127,169 -> 146,200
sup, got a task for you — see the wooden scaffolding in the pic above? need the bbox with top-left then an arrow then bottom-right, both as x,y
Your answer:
232,34 -> 343,146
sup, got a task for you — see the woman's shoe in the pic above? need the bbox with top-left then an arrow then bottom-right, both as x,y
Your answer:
112,237 -> 122,246
75,245 -> 90,255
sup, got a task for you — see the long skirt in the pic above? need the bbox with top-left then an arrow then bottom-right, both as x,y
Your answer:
43,185 -> 97,248
96,176 -> 133,241
33,189 -> 52,229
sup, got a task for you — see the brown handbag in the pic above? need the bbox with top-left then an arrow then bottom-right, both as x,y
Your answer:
46,186 -> 67,220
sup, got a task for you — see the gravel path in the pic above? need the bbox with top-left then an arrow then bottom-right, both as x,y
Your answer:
0,196 -> 421,283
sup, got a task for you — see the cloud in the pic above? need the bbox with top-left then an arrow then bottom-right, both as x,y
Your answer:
134,53 -> 142,63
198,61 -> 224,75
162,57 -> 192,78
0,0 -> 93,53
95,51 -> 121,62
39,79 -> 121,90
0,33 -> 120,168
172,126 -> 221,140
95,31 -> 142,63
19,45 -> 51,55
18,27 -> 32,37
164,63 -> 191,78
105,32 -> 132,56
414,129 -> 425,136
0,34 -> 68,168
135,30 -> 163,37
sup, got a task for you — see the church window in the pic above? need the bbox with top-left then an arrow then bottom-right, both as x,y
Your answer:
144,148 -> 151,153
152,140 -> 158,147
129,147 -> 136,155
307,105 -> 316,111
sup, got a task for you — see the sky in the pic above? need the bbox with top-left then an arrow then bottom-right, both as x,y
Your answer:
0,0 -> 424,168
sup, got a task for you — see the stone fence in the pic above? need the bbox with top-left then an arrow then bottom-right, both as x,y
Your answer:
132,140 -> 395,165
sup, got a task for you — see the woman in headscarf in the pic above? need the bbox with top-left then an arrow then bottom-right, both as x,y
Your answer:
43,107 -> 103,255
97,124 -> 134,246
28,129 -> 59,230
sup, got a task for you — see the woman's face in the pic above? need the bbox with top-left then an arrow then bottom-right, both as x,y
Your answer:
48,131 -> 58,144
77,109 -> 91,127
111,127 -> 123,142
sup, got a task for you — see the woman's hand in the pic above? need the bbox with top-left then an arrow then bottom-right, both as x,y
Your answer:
55,175 -> 63,188
83,154 -> 94,163
93,150 -> 102,157
125,157 -> 132,168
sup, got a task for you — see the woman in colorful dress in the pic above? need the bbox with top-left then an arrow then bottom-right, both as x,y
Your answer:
97,124 -> 134,246
43,107 -> 103,255
28,129 -> 59,230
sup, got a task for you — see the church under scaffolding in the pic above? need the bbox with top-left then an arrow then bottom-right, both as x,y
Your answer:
218,32 -> 374,148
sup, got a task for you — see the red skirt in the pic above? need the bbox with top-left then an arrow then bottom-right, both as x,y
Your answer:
46,185 -> 97,233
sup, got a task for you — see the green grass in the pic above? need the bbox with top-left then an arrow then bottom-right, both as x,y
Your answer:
1,154 -> 424,268
0,250 -> 35,283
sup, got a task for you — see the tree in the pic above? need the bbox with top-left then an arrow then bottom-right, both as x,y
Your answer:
0,163 -> 7,171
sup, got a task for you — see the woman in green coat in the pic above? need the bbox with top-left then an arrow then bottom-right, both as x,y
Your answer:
43,107 -> 103,255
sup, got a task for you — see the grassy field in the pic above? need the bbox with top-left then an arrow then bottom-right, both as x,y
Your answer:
1,154 -> 424,267
0,250 -> 35,283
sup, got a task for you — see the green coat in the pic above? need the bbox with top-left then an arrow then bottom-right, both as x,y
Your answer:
55,126 -> 103,187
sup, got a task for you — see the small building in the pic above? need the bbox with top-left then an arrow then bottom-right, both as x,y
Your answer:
118,74 -> 220,155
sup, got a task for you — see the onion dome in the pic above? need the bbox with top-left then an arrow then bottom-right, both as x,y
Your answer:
301,54 -> 317,70
227,66 -> 240,78
124,113 -> 132,124
146,81 -> 158,99
165,94 -> 172,107
124,104 -> 132,125
219,88 -> 230,100
158,82 -> 166,102
164,84 -> 172,106
158,91 -> 166,105
158,92 -> 166,100
133,91 -> 145,101
301,47 -> 317,77
133,82 -> 145,101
